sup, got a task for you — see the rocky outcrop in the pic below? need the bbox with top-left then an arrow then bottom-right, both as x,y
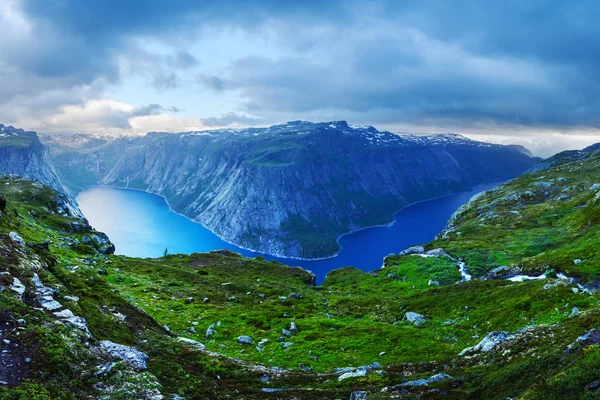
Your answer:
0,125 -> 65,193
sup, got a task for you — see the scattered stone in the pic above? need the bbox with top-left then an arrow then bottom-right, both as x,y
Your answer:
350,391 -> 368,400
177,337 -> 206,350
98,341 -> 149,370
338,370 -> 367,381
202,297 -> 209,303
425,248 -> 452,258
206,324 -> 217,339
428,280 -> 440,286
399,246 -> 425,256
283,342 -> 293,350
282,329 -> 292,338
237,336 -> 253,345
185,297 -> 194,304
289,322 -> 299,333
53,309 -> 75,319
574,259 -> 583,265
585,380 -> 600,391
288,292 -> 302,299
8,232 -> 24,246
459,331 -> 514,355
63,295 -> 79,302
98,268 -> 108,275
396,373 -> 453,388
227,296 -> 237,302
404,312 -> 426,326
95,361 -> 118,376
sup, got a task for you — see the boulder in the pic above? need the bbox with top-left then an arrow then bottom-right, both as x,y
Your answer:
290,322 -> 299,333
237,336 -> 253,345
177,337 -> 206,350
98,340 -> 149,370
404,312 -> 426,326
282,329 -> 292,338
206,324 -> 217,339
399,246 -> 425,256
8,232 -> 24,246
459,331 -> 513,355
350,391 -> 368,400
338,369 -> 367,381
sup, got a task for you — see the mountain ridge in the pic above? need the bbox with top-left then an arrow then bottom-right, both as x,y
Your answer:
39,120 -> 541,258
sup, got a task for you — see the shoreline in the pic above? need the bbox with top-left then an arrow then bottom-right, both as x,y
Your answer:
77,178 -> 506,262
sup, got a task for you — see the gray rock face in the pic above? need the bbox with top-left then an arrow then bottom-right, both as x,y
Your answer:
98,340 -> 149,370
46,121 -> 539,259
0,125 -> 66,193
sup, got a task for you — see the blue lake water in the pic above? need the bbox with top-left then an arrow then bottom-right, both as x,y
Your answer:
76,181 -> 502,284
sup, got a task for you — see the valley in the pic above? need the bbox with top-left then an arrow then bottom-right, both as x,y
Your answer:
0,139 -> 600,398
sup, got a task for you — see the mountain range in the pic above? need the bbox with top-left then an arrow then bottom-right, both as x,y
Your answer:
40,121 -> 540,258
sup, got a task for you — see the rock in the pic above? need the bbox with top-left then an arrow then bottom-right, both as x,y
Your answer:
98,268 -> 108,275
571,307 -> 581,315
563,329 -> 600,359
54,309 -> 75,319
98,340 -> 149,370
399,245 -> 425,256
350,391 -> 368,400
9,277 -> 25,297
459,331 -> 513,355
574,259 -> 582,265
427,373 -> 453,383
585,380 -> 600,391
227,296 -> 237,302
338,369 -> 367,381
64,295 -> 79,302
572,287 -> 579,294
206,324 -> 217,339
34,241 -> 50,251
288,292 -> 302,299
283,342 -> 293,350
95,361 -> 118,377
428,280 -> 440,286
425,248 -> 451,258
282,329 -> 292,337
185,297 -> 194,304
396,373 -> 453,389
177,337 -> 206,350
202,297 -> 209,303
404,312 -> 426,326
8,232 -> 24,246
237,336 -> 253,345
289,322 -> 299,333
485,266 -> 511,279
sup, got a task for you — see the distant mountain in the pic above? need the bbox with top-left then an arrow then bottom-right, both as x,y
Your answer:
0,124 -> 66,192
43,121 -> 541,258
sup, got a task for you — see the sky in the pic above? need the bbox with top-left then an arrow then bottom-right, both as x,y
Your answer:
2,0 -> 600,156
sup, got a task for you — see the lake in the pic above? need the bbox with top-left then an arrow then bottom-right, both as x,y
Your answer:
76,181 -> 502,284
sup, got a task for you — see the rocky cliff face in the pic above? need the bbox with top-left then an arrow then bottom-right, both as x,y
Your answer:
47,121 -> 540,259
0,124 -> 66,193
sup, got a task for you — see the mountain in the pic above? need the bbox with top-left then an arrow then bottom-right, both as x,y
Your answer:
0,124 -> 66,192
1,143 -> 600,398
43,121 -> 541,259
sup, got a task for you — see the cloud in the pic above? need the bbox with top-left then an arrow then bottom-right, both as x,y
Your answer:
3,0 -> 600,147
200,112 -> 263,127
26,100 -> 182,133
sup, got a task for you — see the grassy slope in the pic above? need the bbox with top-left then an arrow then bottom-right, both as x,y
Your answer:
2,147 -> 600,398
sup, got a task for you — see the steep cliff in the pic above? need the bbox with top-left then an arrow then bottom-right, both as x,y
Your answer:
91,121 -> 538,258
0,124 -> 66,192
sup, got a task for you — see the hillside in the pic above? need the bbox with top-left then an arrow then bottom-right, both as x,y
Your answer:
1,144 -> 600,398
42,121 -> 540,259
